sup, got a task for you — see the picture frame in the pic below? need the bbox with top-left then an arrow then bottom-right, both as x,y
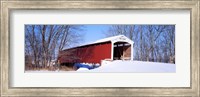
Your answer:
1,0 -> 199,96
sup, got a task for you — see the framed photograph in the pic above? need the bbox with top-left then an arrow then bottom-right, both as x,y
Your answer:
1,0 -> 199,96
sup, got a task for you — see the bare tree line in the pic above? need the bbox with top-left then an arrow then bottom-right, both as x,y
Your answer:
25,25 -> 83,69
105,25 -> 175,63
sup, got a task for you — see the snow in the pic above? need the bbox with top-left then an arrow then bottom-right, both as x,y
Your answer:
93,35 -> 133,44
76,60 -> 176,73
25,69 -> 60,73
64,35 -> 133,50
25,60 -> 175,73
76,68 -> 89,71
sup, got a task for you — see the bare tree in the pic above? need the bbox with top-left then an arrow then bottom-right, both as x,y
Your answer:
104,25 -> 175,63
25,25 -> 84,69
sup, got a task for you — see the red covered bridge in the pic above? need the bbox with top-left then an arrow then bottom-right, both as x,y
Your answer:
58,35 -> 134,65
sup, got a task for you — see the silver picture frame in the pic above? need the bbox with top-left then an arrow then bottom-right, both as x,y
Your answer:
1,0 -> 199,96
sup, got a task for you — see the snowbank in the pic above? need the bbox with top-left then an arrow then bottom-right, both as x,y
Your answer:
25,60 -> 175,73
76,60 -> 176,73
76,68 -> 89,71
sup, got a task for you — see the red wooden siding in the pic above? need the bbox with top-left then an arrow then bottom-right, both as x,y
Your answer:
58,42 -> 112,64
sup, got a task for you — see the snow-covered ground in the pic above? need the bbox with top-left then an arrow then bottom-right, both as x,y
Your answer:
25,60 -> 175,73
25,69 -> 62,73
76,60 -> 175,73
